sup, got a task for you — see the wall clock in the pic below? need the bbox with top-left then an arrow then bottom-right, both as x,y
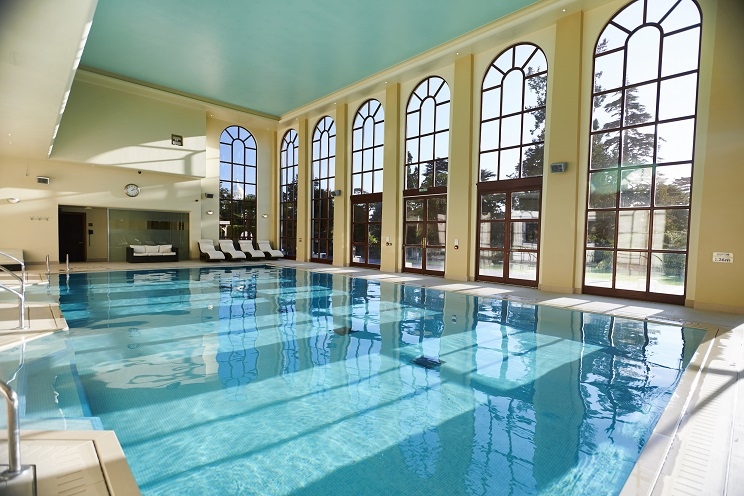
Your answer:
125,183 -> 140,197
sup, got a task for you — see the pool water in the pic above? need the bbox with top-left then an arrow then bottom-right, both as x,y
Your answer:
1,266 -> 704,495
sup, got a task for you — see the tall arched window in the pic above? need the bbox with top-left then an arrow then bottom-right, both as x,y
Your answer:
402,76 -> 450,275
219,125 -> 257,240
477,43 -> 548,286
351,99 -> 384,268
311,116 -> 336,263
584,0 -> 701,303
279,129 -> 298,259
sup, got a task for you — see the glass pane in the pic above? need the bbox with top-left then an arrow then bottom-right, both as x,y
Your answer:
512,190 -> 540,219
652,209 -> 689,250
427,198 -> 446,221
621,125 -> 655,166
502,71 -> 524,115
405,224 -> 423,245
524,74 -> 546,109
368,244 -> 382,266
650,252 -> 686,295
658,74 -> 697,120
407,112 -> 420,137
587,211 -> 616,248
433,158 -> 448,188
661,27 -> 700,78
406,200 -> 424,221
420,135 -> 433,161
525,49 -> 547,75
620,167 -> 652,207
353,203 -> 366,222
590,132 -> 620,169
426,223 -> 445,246
480,222 -> 504,248
352,224 -> 366,243
521,144 -> 544,177
482,88 -> 501,120
352,173 -> 362,195
421,98 -> 435,135
593,51 -> 624,92
404,247 -> 423,269
481,193 -> 506,220
369,224 -> 382,246
435,131 -> 449,160
351,244 -> 367,264
425,248 -> 445,272
509,251 -> 537,281
480,151 -> 498,181
585,250 -> 614,288
596,24 -> 630,54
421,162 -> 433,189
500,115 -> 521,148
479,250 -> 504,278
615,251 -> 648,291
617,210 -> 650,249
626,27 -> 660,85
369,202 -> 382,221
589,170 -> 618,209
523,110 -> 545,143
657,119 -> 695,163
655,164 -> 691,206
499,148 -> 520,180
406,138 -> 418,164
592,91 -> 622,131
624,82 -> 657,126
406,165 -> 419,190
511,221 -> 539,249
435,102 -> 450,132
481,120 -> 499,152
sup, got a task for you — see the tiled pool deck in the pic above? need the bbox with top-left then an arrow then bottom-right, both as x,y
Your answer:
1,259 -> 742,495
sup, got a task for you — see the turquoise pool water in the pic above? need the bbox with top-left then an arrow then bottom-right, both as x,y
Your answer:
1,266 -> 704,495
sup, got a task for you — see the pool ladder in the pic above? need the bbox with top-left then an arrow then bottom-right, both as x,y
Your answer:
0,251 -> 27,329
0,380 -> 36,495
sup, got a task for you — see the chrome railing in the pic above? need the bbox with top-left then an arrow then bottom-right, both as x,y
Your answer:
0,380 -> 36,495
0,252 -> 27,329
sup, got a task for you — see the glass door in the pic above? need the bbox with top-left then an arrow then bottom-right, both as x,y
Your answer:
477,188 -> 541,286
351,196 -> 382,268
403,195 -> 446,275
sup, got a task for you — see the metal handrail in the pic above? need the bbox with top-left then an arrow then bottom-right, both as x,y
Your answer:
0,252 -> 27,329
0,380 -> 21,474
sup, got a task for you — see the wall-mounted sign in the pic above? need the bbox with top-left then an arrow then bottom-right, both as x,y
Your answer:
712,252 -> 734,263
171,134 -> 183,146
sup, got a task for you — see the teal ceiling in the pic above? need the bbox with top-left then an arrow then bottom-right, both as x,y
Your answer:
80,0 -> 538,117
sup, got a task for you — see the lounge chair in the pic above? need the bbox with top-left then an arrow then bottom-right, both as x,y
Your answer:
238,240 -> 266,260
198,239 -> 225,261
257,240 -> 284,260
218,240 -> 247,260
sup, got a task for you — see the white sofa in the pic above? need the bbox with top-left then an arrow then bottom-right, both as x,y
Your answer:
126,245 -> 179,263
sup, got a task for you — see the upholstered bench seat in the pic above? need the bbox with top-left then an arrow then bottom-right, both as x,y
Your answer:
126,245 -> 179,263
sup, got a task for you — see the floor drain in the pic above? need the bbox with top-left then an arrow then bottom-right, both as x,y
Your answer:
412,356 -> 443,369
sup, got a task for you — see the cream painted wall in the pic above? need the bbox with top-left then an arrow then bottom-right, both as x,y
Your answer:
52,73 -> 207,178
0,157 -> 203,263
689,0 -> 744,312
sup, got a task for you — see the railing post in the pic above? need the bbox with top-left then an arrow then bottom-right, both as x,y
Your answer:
0,381 -> 21,474
65,253 -> 70,272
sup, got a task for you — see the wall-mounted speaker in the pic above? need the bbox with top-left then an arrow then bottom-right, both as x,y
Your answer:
549,162 -> 568,173
330,190 -> 342,197
204,193 -> 214,199
37,176 -> 50,184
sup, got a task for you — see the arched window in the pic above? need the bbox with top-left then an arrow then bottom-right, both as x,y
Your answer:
279,129 -> 298,258
351,99 -> 384,268
480,43 -> 547,182
219,126 -> 257,240
477,43 -> 548,286
402,76 -> 450,275
584,0 -> 701,302
311,116 -> 336,263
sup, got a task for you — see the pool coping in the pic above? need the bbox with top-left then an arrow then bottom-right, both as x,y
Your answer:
1,259 -> 742,495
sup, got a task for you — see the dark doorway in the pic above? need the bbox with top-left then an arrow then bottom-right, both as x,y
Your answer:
59,211 -> 86,262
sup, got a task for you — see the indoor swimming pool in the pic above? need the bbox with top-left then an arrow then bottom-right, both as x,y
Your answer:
1,266 -> 705,495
